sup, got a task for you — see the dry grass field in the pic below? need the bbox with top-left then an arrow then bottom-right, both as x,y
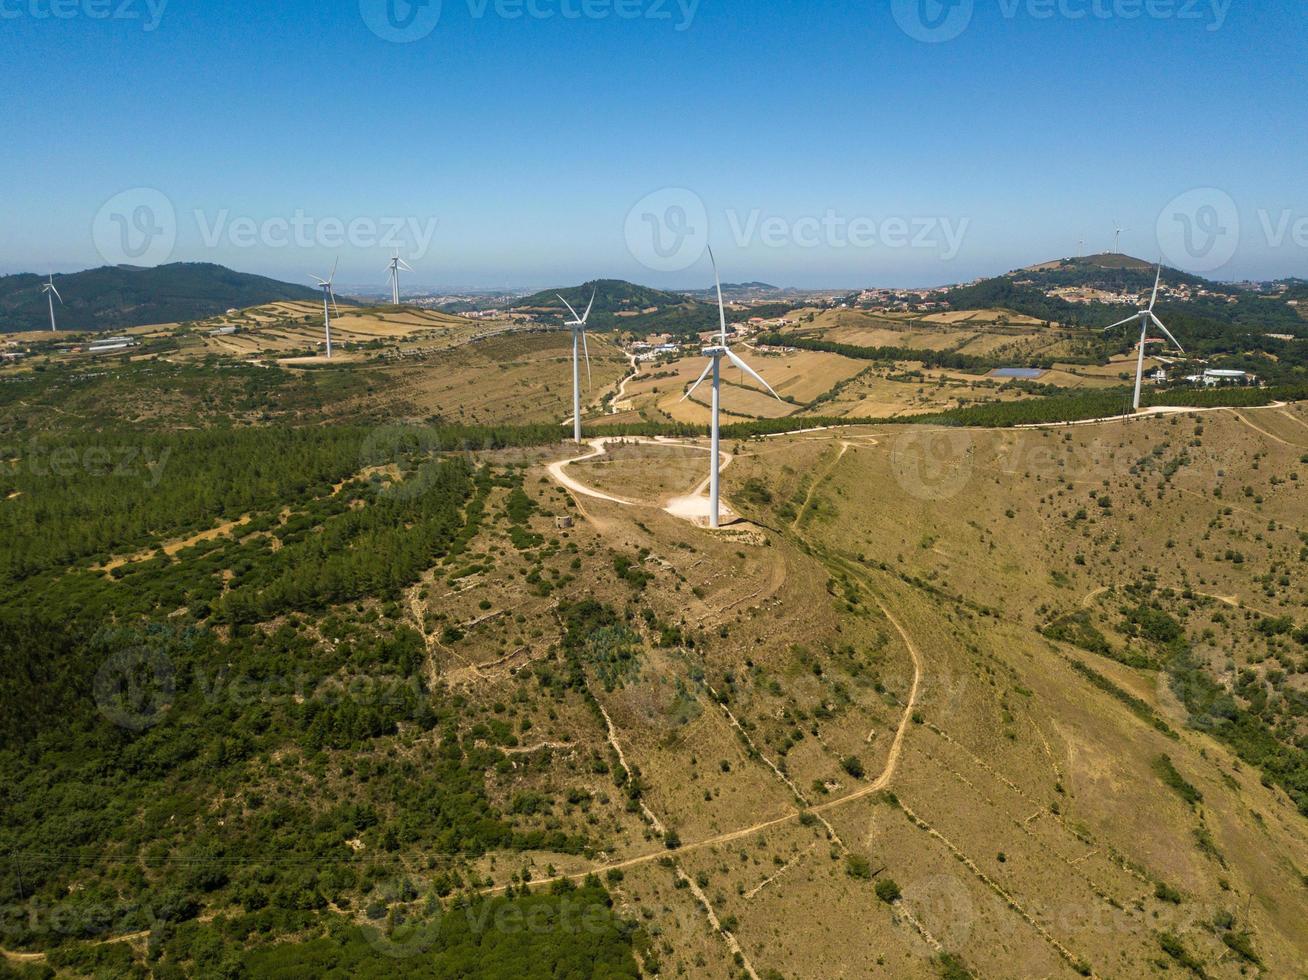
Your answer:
4,335 -> 1305,977
432,406 -> 1308,977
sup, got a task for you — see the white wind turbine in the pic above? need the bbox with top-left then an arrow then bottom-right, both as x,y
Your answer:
311,258 -> 340,359
41,274 -> 62,332
387,252 -> 413,305
1102,262 -> 1184,413
1112,221 -> 1129,254
557,287 -> 596,444
681,247 -> 781,529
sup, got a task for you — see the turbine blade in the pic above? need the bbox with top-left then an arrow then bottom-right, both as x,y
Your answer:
329,256 -> 339,282
725,349 -> 782,401
581,287 -> 596,324
707,246 -> 727,343
50,284 -> 63,303
557,294 -> 581,324
330,287 -> 340,317
1149,312 -> 1184,354
681,359 -> 714,402
1103,314 -> 1139,332
398,259 -> 414,272
1149,263 -> 1162,312
582,329 -> 592,388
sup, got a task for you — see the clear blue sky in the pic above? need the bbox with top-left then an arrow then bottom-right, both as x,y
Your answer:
3,0 -> 1304,289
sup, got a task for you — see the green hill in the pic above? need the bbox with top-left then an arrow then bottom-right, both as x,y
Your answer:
0,262 -> 329,334
511,279 -> 719,336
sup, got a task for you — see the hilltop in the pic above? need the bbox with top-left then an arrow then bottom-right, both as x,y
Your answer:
512,279 -> 728,338
0,262 -> 330,334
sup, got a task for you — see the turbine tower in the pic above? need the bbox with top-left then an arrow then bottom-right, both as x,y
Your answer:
311,258 -> 340,359
557,288 -> 596,444
41,274 -> 62,332
1102,263 -> 1184,413
682,247 -> 781,529
387,252 -> 413,305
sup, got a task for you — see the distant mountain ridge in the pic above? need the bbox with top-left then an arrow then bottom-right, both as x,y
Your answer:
0,263 -> 328,334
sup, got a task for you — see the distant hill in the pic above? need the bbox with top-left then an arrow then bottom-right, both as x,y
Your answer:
939,255 -> 1308,382
1023,252 -> 1156,274
510,279 -> 720,336
512,279 -> 694,316
0,263 -> 330,334
1011,254 -> 1228,296
946,255 -> 1300,330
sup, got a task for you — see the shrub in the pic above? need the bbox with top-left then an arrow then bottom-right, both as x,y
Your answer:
874,878 -> 901,904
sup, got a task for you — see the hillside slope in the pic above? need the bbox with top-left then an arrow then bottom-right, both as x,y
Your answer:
0,263 -> 329,333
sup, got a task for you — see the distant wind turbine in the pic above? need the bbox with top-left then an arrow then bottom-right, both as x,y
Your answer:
681,247 -> 781,529
1102,262 -> 1184,412
387,252 -> 413,305
41,274 -> 62,332
1112,221 -> 1129,255
311,258 -> 340,359
558,287 -> 596,444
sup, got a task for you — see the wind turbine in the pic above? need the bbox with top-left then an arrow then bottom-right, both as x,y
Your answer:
1102,262 -> 1184,413
557,287 -> 596,444
311,258 -> 340,359
681,247 -> 781,529
387,252 -> 413,305
41,274 -> 62,332
1112,221 -> 1129,255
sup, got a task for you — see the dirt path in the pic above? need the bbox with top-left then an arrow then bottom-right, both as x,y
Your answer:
97,515 -> 253,573
597,702 -> 665,835
678,868 -> 761,980
1081,586 -> 1110,609
546,440 -> 638,506
482,568 -> 924,893
546,436 -> 738,527
791,440 -> 851,530
1231,410 -> 1308,449
1278,408 -> 1308,431
610,354 -> 640,413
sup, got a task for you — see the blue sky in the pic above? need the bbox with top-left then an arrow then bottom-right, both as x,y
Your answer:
3,0 -> 1305,289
